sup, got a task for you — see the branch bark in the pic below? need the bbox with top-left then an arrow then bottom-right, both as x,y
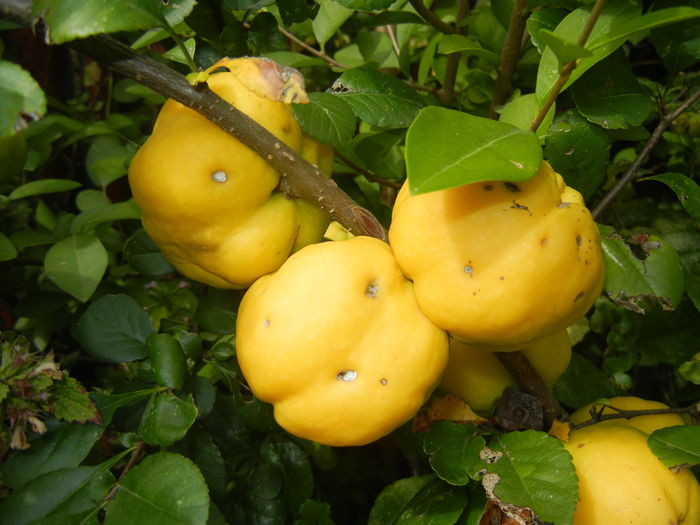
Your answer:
1,0 -> 387,241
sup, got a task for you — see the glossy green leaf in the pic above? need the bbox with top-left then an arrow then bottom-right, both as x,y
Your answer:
436,35 -> 499,62
0,232 -> 17,261
477,431 -> 578,525
368,474 -> 468,525
45,0 -> 196,44
499,93 -> 555,139
405,106 -> 542,194
9,178 -> 81,200
260,440 -> 313,511
194,289 -> 238,335
330,69 -> 424,129
139,392 -> 198,446
423,422 -> 485,485
104,452 -> 209,525
85,135 -> 132,188
527,7 -> 569,54
91,388 -> 159,426
70,201 -> 141,234
2,421 -> 103,489
0,60 -> 46,138
538,29 -> 592,67
292,92 -> 356,146
572,50 -> 653,129
650,0 -> 700,75
648,425 -> 700,467
334,0 -> 394,10
172,425 -> 228,500
124,229 -> 175,276
77,294 -> 154,363
312,0 -> 354,50
44,234 -> 108,302
643,172 -> 700,224
636,302 -> 700,366
148,333 -> 188,389
599,225 -> 686,311
544,109 -> 609,200
0,466 -> 114,525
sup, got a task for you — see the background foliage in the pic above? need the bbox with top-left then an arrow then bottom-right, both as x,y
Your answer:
1,0 -> 700,523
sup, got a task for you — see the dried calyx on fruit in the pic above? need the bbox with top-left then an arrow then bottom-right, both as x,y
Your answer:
128,57 -> 333,289
388,161 -> 605,351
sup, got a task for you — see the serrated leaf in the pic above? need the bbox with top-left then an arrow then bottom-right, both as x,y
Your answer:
544,109 -> 609,200
139,392 -> 198,446
478,431 -> 578,525
70,201 -> 141,234
331,69 -> 424,129
44,234 -> 108,302
643,172 -> 700,224
292,92 -> 356,146
0,466 -> 114,525
423,422 -> 485,485
85,135 -> 132,188
77,294 -> 154,363
172,425 -> 228,501
368,474 -> 468,525
45,0 -> 196,44
572,49 -> 653,129
405,106 -> 542,194
104,452 -> 209,525
0,60 -> 46,137
538,29 -> 592,67
2,421 -> 103,489
9,178 -> 82,200
53,376 -> 99,423
648,425 -> 700,468
599,225 -> 686,311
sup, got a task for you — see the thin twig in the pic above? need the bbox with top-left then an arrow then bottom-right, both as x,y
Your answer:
530,0 -> 607,132
439,0 -> 469,103
591,88 -> 700,220
488,0 -> 528,118
278,25 -> 348,70
104,441 -> 146,503
409,0 -> 455,34
571,404 -> 700,431
334,150 -> 402,189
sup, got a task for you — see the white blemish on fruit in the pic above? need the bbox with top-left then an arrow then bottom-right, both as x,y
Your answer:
337,370 -> 357,382
211,171 -> 228,183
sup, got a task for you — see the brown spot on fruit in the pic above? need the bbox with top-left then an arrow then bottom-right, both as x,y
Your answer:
483,184 -> 493,191
365,282 -> 379,298
576,235 -> 582,246
380,378 -> 388,385
574,292 -> 585,302
337,370 -> 358,381
504,182 -> 521,193
541,238 -> 549,246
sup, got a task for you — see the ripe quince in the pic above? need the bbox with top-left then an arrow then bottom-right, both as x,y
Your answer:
570,395 -> 686,434
128,57 -> 333,288
235,236 -> 449,446
388,161 -> 604,350
565,424 -> 700,525
439,330 -> 571,411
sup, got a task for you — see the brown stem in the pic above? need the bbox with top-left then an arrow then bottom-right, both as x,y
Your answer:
571,404 -> 700,431
488,0 -> 528,119
278,25 -> 348,70
591,88 -> 700,220
408,0 -> 455,34
1,0 -> 387,241
529,0 -> 607,132
494,350 -> 568,428
104,441 -> 145,503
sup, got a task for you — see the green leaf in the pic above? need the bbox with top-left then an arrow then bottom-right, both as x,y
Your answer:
104,452 -> 209,525
544,109 -> 609,200
650,0 -> 700,75
526,7 -> 569,54
571,50 -> 653,129
330,69 -> 424,129
292,92 -> 356,146
599,225 -> 686,311
405,106 -> 542,194
312,0 -> 354,50
45,0 -> 197,44
538,29 -> 592,67
194,290 -> 238,335
148,333 -> 188,389
477,431 -> 578,525
77,294 -> 154,363
2,421 -> 103,489
0,60 -> 46,138
260,440 -> 313,511
648,425 -> 700,468
368,474 -> 468,525
0,466 -> 114,525
90,388 -> 159,426
553,353 -> 615,410
172,425 -> 228,501
9,178 -> 82,200
643,172 -> 700,224
436,35 -> 499,62
44,234 -> 108,302
0,232 -> 17,261
139,392 -> 198,446
70,201 -> 141,234
295,500 -> 335,525
422,422 -> 485,485
53,375 -> 99,422
334,0 -> 394,10
499,93 -> 555,139
124,229 -> 175,276
85,135 -> 132,188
